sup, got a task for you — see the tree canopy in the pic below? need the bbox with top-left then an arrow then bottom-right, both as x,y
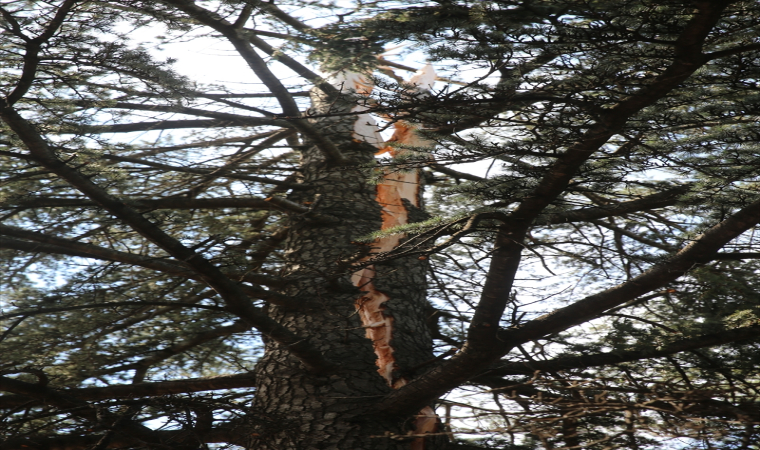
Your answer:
2,1 -> 760,449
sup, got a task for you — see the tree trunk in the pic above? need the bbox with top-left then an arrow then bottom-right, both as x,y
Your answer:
250,82 -> 441,449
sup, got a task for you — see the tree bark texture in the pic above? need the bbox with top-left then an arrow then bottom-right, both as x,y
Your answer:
249,80 -> 441,449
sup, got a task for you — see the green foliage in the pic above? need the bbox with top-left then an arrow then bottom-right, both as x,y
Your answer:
2,1 -> 760,449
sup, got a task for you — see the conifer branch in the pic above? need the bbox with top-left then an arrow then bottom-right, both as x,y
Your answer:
0,375 -> 190,449
380,193 -> 760,417
0,101 -> 333,373
91,321 -> 252,383
0,225 -> 294,302
4,0 -> 77,106
464,0 -> 729,352
538,185 -> 693,225
96,154 -> 305,188
5,197 -> 285,209
0,373 -> 256,409
501,194 -> 760,346
375,2 -> 738,416
74,118 -> 288,134
158,0 -> 349,165
70,101 -> 277,121
480,324 -> 760,377
0,429 -> 237,450
0,301 -> 225,322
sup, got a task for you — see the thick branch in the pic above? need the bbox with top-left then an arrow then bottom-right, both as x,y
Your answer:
159,0 -> 348,164
0,225 -> 295,302
92,321 -> 252,382
538,185 -> 693,225
161,0 -> 300,116
246,33 -> 338,97
419,197 -> 760,413
5,0 -> 77,105
0,236 -> 95,260
429,163 -> 484,182
705,42 -> 760,60
712,252 -> 760,260
509,3 -> 725,227
482,324 -> 760,377
74,118 -> 287,134
375,3 -> 738,415
0,373 -> 256,410
465,1 -> 725,351
502,195 -> 760,345
243,4 -> 337,93
0,428 -> 236,450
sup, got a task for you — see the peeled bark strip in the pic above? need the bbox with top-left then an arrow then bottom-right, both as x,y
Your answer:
349,66 -> 441,449
248,67 -> 437,449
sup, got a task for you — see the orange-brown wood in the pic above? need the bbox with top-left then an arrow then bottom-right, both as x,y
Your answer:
343,65 -> 438,447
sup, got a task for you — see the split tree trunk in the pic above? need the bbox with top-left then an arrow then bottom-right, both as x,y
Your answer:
249,78 -> 442,449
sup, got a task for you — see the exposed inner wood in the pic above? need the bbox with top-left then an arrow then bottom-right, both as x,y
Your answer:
342,66 -> 439,448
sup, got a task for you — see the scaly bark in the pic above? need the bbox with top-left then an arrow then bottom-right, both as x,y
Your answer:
249,70 -> 439,449
349,67 -> 440,450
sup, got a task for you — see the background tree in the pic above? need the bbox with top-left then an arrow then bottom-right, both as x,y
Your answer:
2,1 -> 760,449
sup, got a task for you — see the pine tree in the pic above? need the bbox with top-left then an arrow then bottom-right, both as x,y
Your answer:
2,1 -> 760,449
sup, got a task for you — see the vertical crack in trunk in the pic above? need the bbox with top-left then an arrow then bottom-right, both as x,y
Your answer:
251,64 -> 439,450
344,66 -> 440,449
